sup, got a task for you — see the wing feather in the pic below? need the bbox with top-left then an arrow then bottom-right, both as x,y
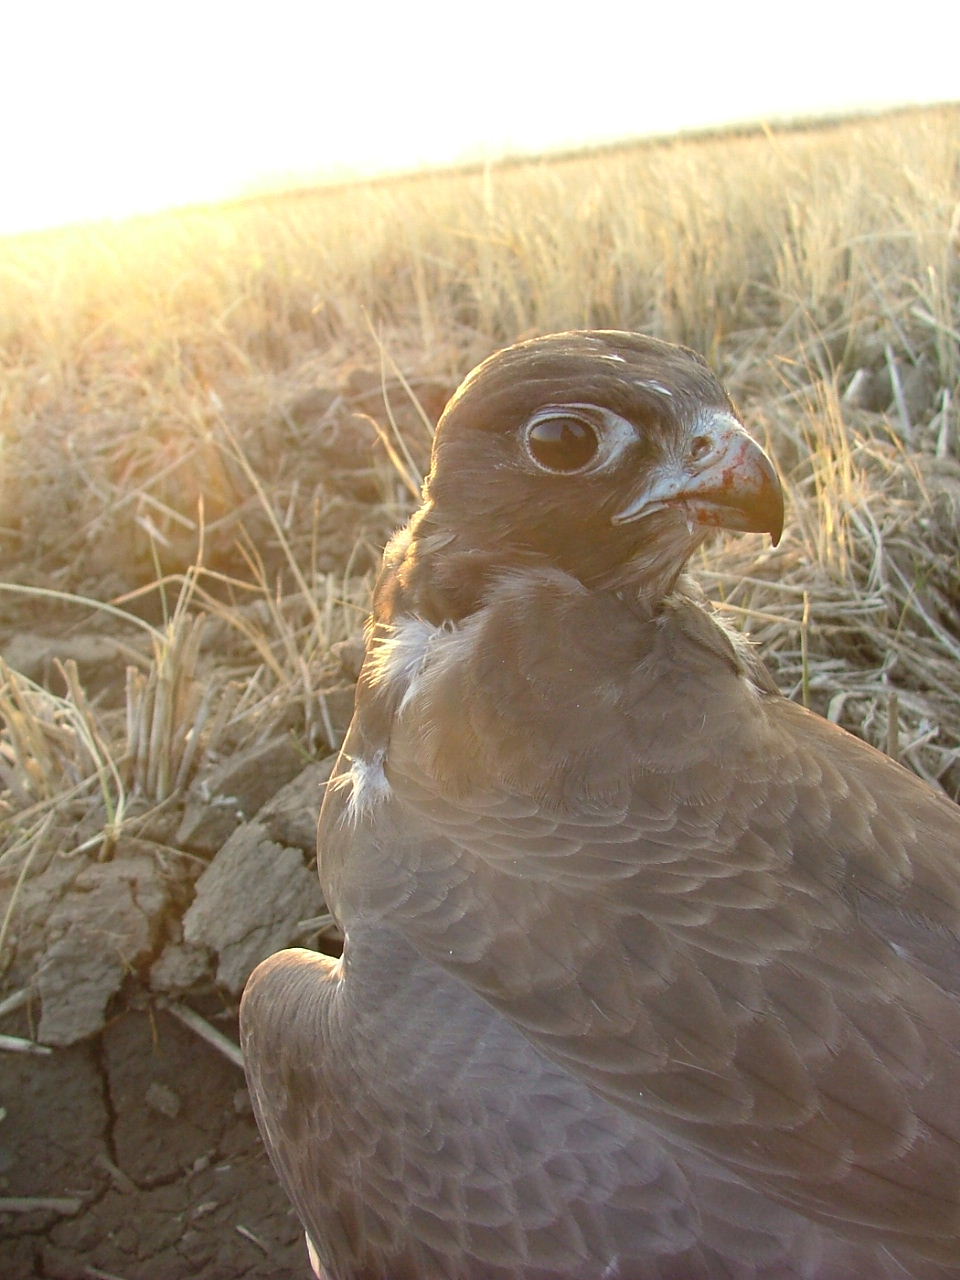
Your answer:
321,570 -> 960,1260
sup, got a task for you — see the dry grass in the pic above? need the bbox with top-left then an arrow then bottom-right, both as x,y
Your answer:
0,103 -> 958,887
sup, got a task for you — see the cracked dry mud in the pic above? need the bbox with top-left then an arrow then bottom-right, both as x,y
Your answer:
0,748 -> 343,1279
1,1001 -> 307,1278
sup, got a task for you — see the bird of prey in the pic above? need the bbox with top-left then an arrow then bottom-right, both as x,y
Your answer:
241,330 -> 960,1279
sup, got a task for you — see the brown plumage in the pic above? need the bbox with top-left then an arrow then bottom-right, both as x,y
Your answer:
240,331 -> 960,1279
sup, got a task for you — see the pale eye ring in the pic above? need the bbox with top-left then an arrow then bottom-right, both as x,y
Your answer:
523,413 -> 600,474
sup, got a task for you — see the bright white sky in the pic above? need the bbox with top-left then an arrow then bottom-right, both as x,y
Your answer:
2,0 -> 957,236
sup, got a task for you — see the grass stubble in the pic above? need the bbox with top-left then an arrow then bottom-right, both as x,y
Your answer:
0,104 -> 957,983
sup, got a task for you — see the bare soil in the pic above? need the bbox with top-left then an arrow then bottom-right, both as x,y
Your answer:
1,1000 -> 307,1278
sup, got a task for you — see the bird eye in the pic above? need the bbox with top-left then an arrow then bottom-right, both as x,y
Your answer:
524,414 -> 600,474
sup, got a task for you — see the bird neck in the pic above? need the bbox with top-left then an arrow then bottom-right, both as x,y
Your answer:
372,500 -> 703,632
371,504 -> 559,627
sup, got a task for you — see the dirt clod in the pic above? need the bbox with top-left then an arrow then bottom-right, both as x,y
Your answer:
183,823 -> 325,994
36,857 -> 169,1047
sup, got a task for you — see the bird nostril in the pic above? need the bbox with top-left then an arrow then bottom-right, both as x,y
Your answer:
688,435 -> 713,464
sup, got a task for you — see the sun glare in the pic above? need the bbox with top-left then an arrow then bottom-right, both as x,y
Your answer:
3,2 -> 957,237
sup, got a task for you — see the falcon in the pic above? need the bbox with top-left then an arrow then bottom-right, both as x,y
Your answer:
240,330 -> 960,1279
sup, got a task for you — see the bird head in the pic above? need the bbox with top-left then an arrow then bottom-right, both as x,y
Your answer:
389,332 -> 783,617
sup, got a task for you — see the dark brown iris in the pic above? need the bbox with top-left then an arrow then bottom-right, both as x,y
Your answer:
525,415 -> 599,473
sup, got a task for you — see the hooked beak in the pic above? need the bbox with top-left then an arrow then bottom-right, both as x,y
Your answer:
613,413 -> 784,545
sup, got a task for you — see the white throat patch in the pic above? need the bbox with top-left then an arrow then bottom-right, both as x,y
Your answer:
366,614 -> 444,712
334,615 -> 447,826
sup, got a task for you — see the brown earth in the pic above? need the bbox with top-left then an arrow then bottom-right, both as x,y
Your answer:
0,724 -> 346,1280
1,1000 -> 308,1279
0,749 -> 341,1280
